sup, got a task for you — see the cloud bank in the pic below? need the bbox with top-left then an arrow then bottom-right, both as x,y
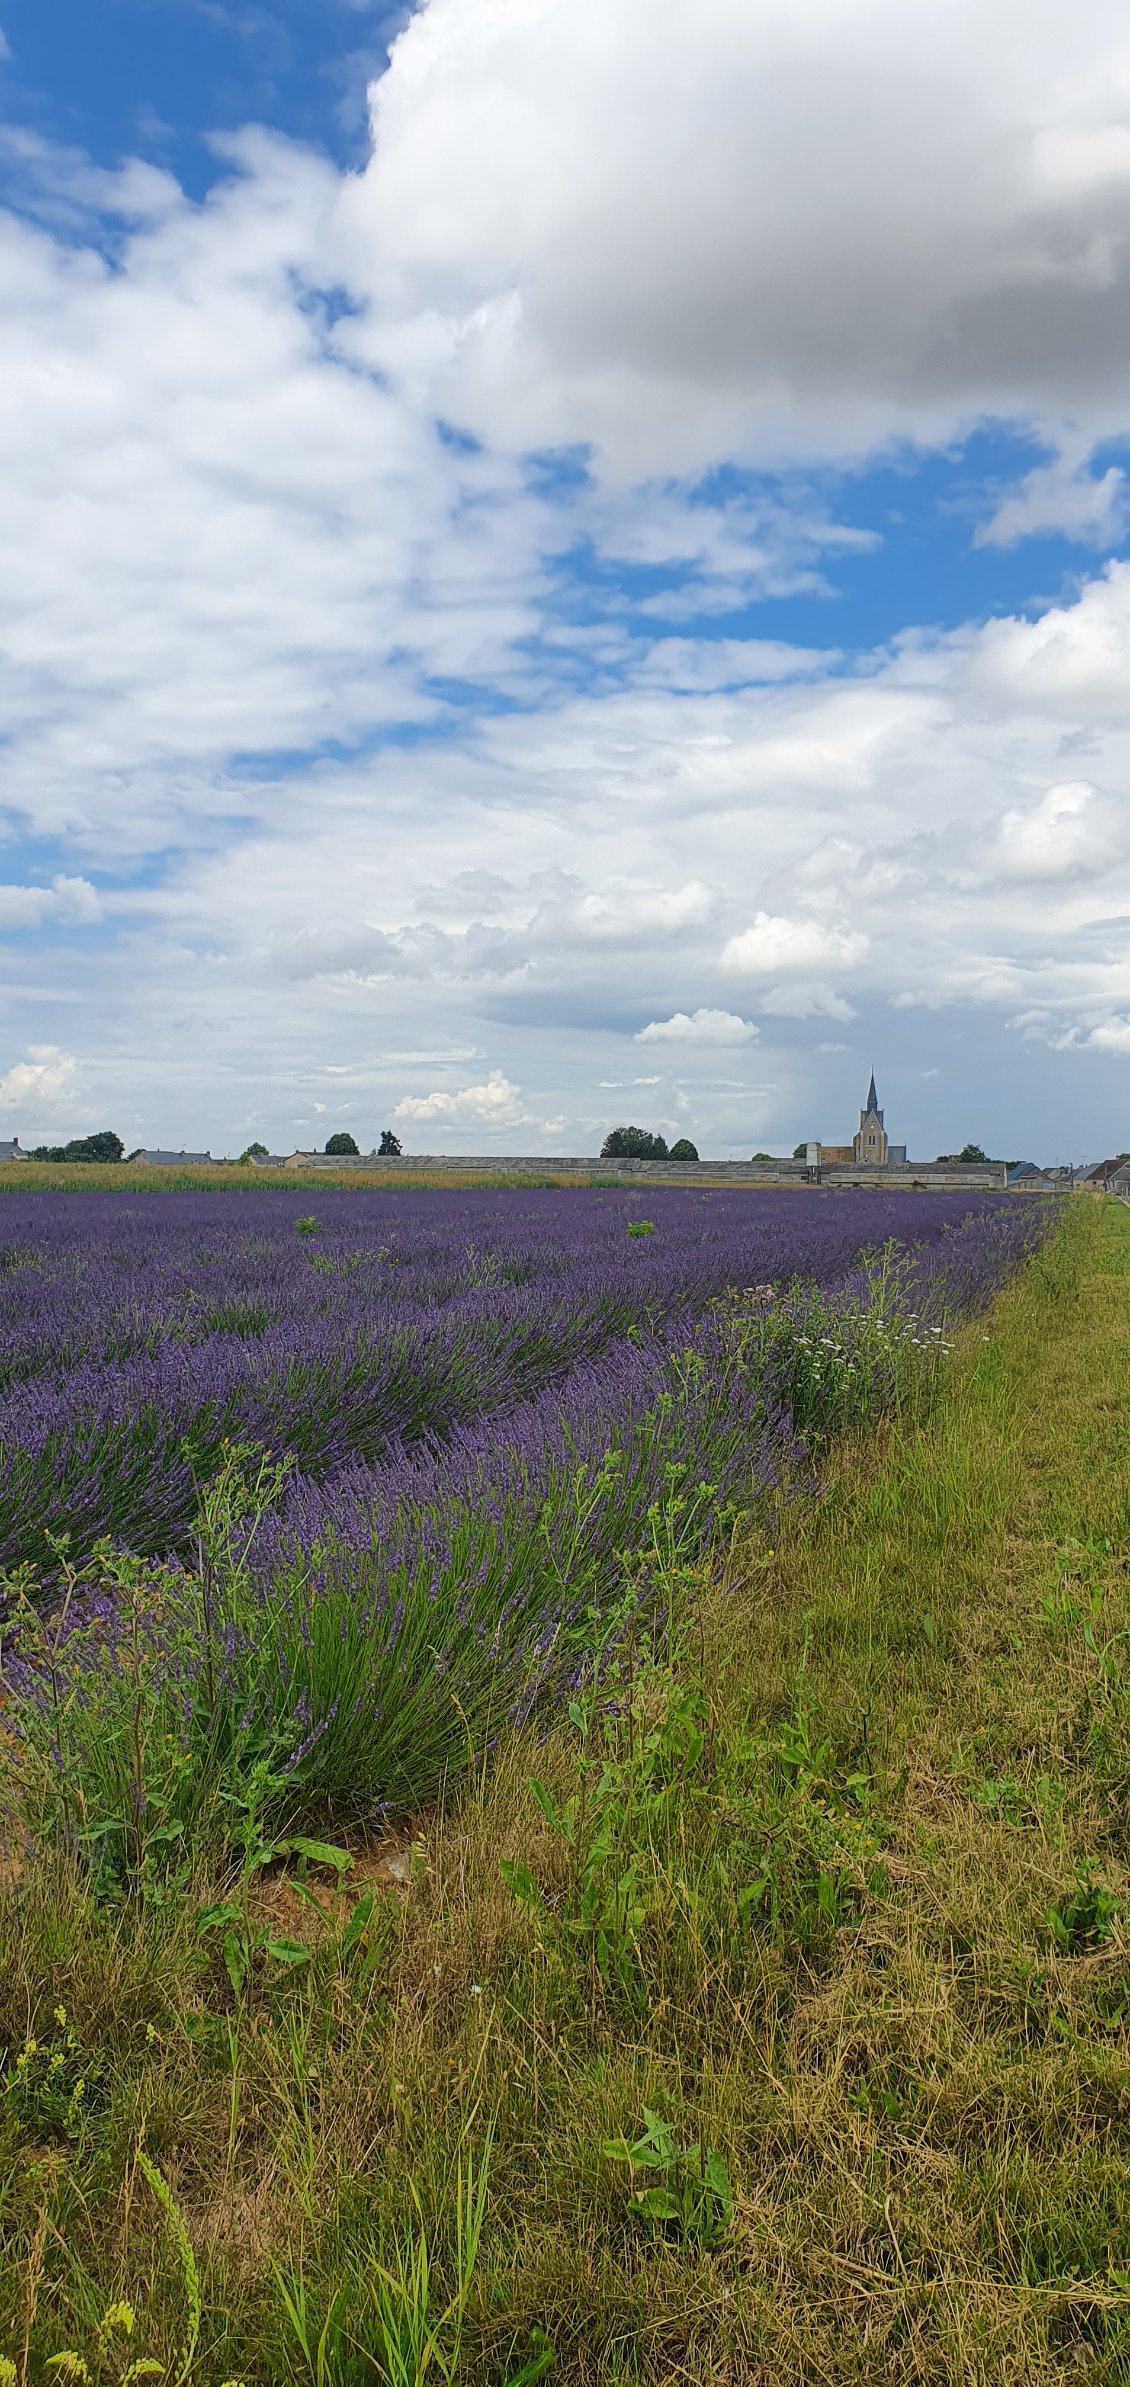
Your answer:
1,3 -> 1130,1155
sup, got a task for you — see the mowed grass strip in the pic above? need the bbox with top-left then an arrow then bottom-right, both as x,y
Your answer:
3,1196 -> 1128,2385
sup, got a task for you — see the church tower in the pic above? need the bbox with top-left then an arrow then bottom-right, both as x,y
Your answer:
853,1070 -> 889,1166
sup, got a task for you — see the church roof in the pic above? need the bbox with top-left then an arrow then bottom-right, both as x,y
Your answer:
865,1070 -> 879,1114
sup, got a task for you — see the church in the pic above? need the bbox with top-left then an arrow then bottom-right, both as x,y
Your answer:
820,1072 -> 907,1167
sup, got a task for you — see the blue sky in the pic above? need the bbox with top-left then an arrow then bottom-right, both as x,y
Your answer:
2,0 -> 1130,1160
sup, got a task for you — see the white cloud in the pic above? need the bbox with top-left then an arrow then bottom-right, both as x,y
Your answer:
574,881 -> 716,939
44,547 -> 1130,1145
980,781 -> 1127,881
977,455 -> 1128,550
394,1068 -> 529,1127
633,639 -> 843,693
0,134 -> 552,850
0,1043 -> 79,1123
759,985 -> 857,1021
636,1007 -> 758,1045
0,874 -> 99,928
8,60 -> 1130,1159
721,914 -> 869,977
1077,1017 -> 1130,1053
352,0 -> 1130,472
966,563 -> 1130,717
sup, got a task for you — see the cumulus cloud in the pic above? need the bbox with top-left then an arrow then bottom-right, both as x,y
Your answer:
71,547 -> 1130,1140
394,1069 -> 529,1128
0,1043 -> 79,1122
636,1007 -> 758,1045
979,781 -> 1128,881
8,35 -> 1130,1158
1082,1018 -> 1130,1053
0,875 -> 99,928
721,914 -> 869,978
0,133 -> 554,849
352,0 -> 1130,471
966,562 -> 1130,717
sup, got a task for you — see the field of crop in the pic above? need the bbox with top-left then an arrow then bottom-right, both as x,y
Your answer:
0,1189 -> 1043,1837
0,1186 -> 1036,1565
2,1182 -> 1086,2387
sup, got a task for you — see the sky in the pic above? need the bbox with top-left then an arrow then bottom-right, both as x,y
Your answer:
3,2 -> 1130,1161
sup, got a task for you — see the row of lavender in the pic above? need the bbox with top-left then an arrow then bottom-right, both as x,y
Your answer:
0,1188 -> 1035,1579
3,1189 -> 1053,1851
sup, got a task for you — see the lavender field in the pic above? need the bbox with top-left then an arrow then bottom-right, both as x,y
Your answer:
2,1187 -> 1051,1844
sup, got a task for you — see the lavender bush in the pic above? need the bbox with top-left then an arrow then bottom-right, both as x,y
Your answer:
0,1187 -> 1055,1880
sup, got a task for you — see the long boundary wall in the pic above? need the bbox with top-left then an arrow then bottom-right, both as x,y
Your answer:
270,1153 -> 1010,1190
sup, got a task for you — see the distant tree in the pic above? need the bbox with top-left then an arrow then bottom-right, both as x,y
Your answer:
751,1151 -> 776,1164
34,1130 -> 123,1164
792,1142 -> 809,1159
325,1131 -> 360,1157
936,1143 -> 991,1165
378,1129 -> 403,1157
601,1126 -> 669,1160
239,1141 -> 269,1164
669,1137 -> 699,1163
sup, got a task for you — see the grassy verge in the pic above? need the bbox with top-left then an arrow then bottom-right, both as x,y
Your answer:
3,1197 -> 1129,2384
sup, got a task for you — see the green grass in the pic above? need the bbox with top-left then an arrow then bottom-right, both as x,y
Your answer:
3,1198 -> 1130,2384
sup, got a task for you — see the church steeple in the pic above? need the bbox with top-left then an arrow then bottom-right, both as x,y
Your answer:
853,1068 -> 889,1165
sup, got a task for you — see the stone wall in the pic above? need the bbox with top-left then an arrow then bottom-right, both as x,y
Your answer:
270,1152 -> 1010,1190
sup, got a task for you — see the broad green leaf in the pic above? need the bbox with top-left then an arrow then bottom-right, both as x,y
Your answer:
262,1938 -> 311,1968
197,1901 -> 241,1936
500,1858 -> 543,1911
281,1836 -> 353,1877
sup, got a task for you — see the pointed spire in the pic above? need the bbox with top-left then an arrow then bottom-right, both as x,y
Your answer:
866,1068 -> 879,1114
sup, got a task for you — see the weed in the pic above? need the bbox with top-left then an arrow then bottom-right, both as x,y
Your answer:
1,2005 -> 92,2141
602,2110 -> 733,2247
1045,1869 -> 1122,1953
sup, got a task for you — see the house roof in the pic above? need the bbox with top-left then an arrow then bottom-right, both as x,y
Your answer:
131,1149 -> 213,1166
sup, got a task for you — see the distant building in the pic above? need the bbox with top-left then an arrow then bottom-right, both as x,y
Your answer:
1008,1160 -> 1070,1188
816,1074 -> 907,1170
1082,1156 -> 1130,1186
129,1148 -> 215,1167
0,1138 -> 26,1162
282,1148 -> 378,1168
853,1071 -> 888,1166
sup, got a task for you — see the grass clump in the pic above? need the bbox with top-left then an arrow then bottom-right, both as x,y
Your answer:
3,1196 -> 1129,2383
